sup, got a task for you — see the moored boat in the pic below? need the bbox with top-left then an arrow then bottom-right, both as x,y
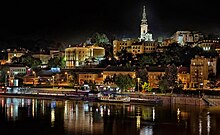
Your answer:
98,94 -> 130,103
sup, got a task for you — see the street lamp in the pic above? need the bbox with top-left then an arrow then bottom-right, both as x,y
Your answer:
5,71 -> 9,87
52,75 -> 55,89
137,78 -> 140,95
33,71 -> 36,86
65,72 -> 68,83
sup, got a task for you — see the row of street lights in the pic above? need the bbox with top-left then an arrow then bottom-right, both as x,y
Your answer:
30,71 -> 141,93
31,71 -> 69,89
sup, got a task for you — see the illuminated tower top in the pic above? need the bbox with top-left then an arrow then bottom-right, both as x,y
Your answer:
141,6 -> 147,25
139,5 -> 153,41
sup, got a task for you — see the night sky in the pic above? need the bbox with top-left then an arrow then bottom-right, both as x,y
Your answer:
0,0 -> 219,44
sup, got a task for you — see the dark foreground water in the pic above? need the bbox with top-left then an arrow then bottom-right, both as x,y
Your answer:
0,97 -> 220,135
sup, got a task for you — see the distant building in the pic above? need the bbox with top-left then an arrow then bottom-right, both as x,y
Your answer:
113,39 -> 158,58
215,44 -> 220,57
197,39 -> 219,51
32,53 -> 51,65
50,50 -> 65,59
112,5 -> 156,58
161,38 -> 176,46
7,50 -> 26,63
171,31 -> 203,46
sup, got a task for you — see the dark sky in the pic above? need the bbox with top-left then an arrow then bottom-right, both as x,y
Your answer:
0,0 -> 219,44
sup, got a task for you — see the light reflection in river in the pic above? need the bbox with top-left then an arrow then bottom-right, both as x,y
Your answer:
0,97 -> 220,135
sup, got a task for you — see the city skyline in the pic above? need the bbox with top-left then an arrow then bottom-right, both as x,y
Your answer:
0,0 -> 219,45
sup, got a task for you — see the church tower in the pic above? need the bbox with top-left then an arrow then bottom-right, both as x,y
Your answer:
139,6 -> 153,41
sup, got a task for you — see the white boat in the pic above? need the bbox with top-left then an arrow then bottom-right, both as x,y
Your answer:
99,94 -> 130,103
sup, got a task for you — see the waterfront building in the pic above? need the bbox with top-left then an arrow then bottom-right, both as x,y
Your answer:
207,57 -> 218,76
147,66 -> 165,88
190,56 -> 208,88
78,69 -> 104,85
177,66 -> 190,90
64,68 -> 104,86
103,66 -> 136,88
7,64 -> 27,86
103,66 -> 136,79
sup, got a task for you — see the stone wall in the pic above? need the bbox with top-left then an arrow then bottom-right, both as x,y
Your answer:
140,95 -> 207,106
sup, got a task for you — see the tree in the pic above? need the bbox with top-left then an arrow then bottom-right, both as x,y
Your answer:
11,56 -> 20,63
0,66 -> 9,85
139,55 -> 157,67
90,32 -> 112,58
89,80 -> 98,91
115,74 -> 135,93
164,64 -> 178,93
68,72 -> 78,87
158,77 -> 169,93
91,32 -> 110,46
116,49 -> 134,66
159,54 -> 173,65
19,54 -> 42,68
136,68 -> 148,84
48,57 -> 65,68
142,82 -> 152,92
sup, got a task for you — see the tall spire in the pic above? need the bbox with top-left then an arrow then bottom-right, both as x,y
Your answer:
139,5 -> 153,41
141,6 -> 147,24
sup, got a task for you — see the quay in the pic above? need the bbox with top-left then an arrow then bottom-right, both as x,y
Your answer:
1,87 -> 220,106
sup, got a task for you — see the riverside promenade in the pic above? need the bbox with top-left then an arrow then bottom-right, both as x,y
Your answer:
1,87 -> 220,106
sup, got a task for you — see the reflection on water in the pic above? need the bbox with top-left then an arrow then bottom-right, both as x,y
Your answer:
0,97 -> 220,135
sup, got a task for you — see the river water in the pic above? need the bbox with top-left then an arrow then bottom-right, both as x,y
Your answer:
0,97 -> 220,135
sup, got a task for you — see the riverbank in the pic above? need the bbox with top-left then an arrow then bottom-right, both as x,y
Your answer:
1,87 -> 219,106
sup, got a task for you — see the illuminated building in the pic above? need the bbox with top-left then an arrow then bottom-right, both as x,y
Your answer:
103,66 -> 136,81
112,5 -> 157,58
139,6 -> 153,41
190,56 -> 208,88
177,66 -> 190,90
171,31 -> 203,46
113,40 -> 157,58
147,66 -> 165,88
7,50 -> 25,63
32,53 -> 51,64
65,45 -> 105,68
197,39 -> 219,51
